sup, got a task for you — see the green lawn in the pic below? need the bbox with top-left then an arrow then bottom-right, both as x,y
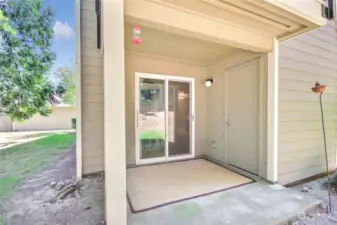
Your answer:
0,133 -> 75,197
140,131 -> 164,140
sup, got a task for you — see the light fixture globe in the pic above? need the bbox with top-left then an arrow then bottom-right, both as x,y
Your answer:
205,78 -> 213,88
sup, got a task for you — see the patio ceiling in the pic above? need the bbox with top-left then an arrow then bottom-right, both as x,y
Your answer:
124,0 -> 324,52
125,23 -> 242,65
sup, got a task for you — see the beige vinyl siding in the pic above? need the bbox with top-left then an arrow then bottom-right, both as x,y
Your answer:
125,53 -> 208,165
278,21 -> 337,185
81,0 -> 104,174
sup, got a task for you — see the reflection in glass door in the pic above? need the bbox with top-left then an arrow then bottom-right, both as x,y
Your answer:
136,73 -> 194,164
168,81 -> 191,156
138,78 -> 166,160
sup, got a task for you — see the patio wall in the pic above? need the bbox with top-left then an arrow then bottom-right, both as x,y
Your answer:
278,20 -> 337,185
125,53 -> 208,165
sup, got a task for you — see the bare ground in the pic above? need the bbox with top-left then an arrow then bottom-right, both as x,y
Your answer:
290,176 -> 337,225
1,146 -> 105,225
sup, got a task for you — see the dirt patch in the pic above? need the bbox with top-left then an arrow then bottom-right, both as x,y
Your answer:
1,146 -> 105,225
290,177 -> 337,225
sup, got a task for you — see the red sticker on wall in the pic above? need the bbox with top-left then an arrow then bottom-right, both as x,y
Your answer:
132,26 -> 141,44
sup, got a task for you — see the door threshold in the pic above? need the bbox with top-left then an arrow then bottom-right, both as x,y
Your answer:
127,156 -> 196,168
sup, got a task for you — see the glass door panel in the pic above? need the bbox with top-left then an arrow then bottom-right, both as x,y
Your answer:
139,78 -> 166,159
168,81 -> 191,156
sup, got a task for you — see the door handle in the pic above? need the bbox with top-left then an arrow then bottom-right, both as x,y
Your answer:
227,116 -> 232,127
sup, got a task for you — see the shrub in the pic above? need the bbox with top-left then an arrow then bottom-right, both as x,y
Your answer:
71,118 -> 76,129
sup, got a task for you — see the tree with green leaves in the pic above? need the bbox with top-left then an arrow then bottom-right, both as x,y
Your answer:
0,9 -> 15,35
56,67 -> 76,105
0,0 -> 62,121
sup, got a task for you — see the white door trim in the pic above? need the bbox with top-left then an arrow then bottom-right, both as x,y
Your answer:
223,58 -> 264,177
135,72 -> 195,165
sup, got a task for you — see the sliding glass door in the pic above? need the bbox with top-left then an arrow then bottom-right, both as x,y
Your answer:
135,73 -> 195,164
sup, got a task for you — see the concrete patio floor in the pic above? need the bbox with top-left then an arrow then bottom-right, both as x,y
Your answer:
128,181 -> 321,225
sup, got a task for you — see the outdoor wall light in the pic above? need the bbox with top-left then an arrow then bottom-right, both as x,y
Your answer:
205,78 -> 213,88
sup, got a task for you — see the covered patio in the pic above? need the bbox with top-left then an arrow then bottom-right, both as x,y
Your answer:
75,0 -> 329,224
127,159 -> 255,213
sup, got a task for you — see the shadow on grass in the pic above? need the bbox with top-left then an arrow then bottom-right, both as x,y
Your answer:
0,133 -> 75,197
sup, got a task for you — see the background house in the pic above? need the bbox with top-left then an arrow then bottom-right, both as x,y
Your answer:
0,105 -> 75,132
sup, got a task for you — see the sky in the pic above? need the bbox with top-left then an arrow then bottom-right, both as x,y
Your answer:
44,0 -> 75,71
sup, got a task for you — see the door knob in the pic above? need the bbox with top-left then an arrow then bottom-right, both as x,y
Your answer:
227,116 -> 232,126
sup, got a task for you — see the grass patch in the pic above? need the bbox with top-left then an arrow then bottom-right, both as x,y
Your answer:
0,133 -> 75,197
140,131 -> 164,140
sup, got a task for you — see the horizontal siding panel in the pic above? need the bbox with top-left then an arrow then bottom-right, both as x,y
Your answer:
279,24 -> 337,184
279,79 -> 337,94
279,138 -> 334,153
83,159 -> 104,174
279,68 -> 337,85
279,130 -> 334,143
328,20 -> 337,29
81,20 -> 96,32
280,58 -> 337,78
81,0 -> 95,12
310,30 -> 337,47
315,26 -> 337,38
280,47 -> 337,70
81,8 -> 96,19
279,148 -> 325,164
280,101 -> 337,111
82,28 -> 97,39
279,156 -> 334,175
280,90 -> 337,103
82,83 -> 104,94
281,39 -> 337,61
279,121 -> 335,133
279,165 -> 326,185
295,33 -> 337,53
82,102 -> 103,109
82,113 -> 104,123
82,74 -> 103,85
82,94 -> 104,103
82,37 -> 99,49
82,140 -> 104,151
279,111 -> 335,122
82,124 -> 103,134
81,12 -> 96,22
82,56 -> 103,67
82,47 -> 102,58
82,66 -> 103,75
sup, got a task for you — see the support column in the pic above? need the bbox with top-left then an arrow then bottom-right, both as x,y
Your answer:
75,0 -> 82,180
103,1 -> 127,225
267,38 -> 279,183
